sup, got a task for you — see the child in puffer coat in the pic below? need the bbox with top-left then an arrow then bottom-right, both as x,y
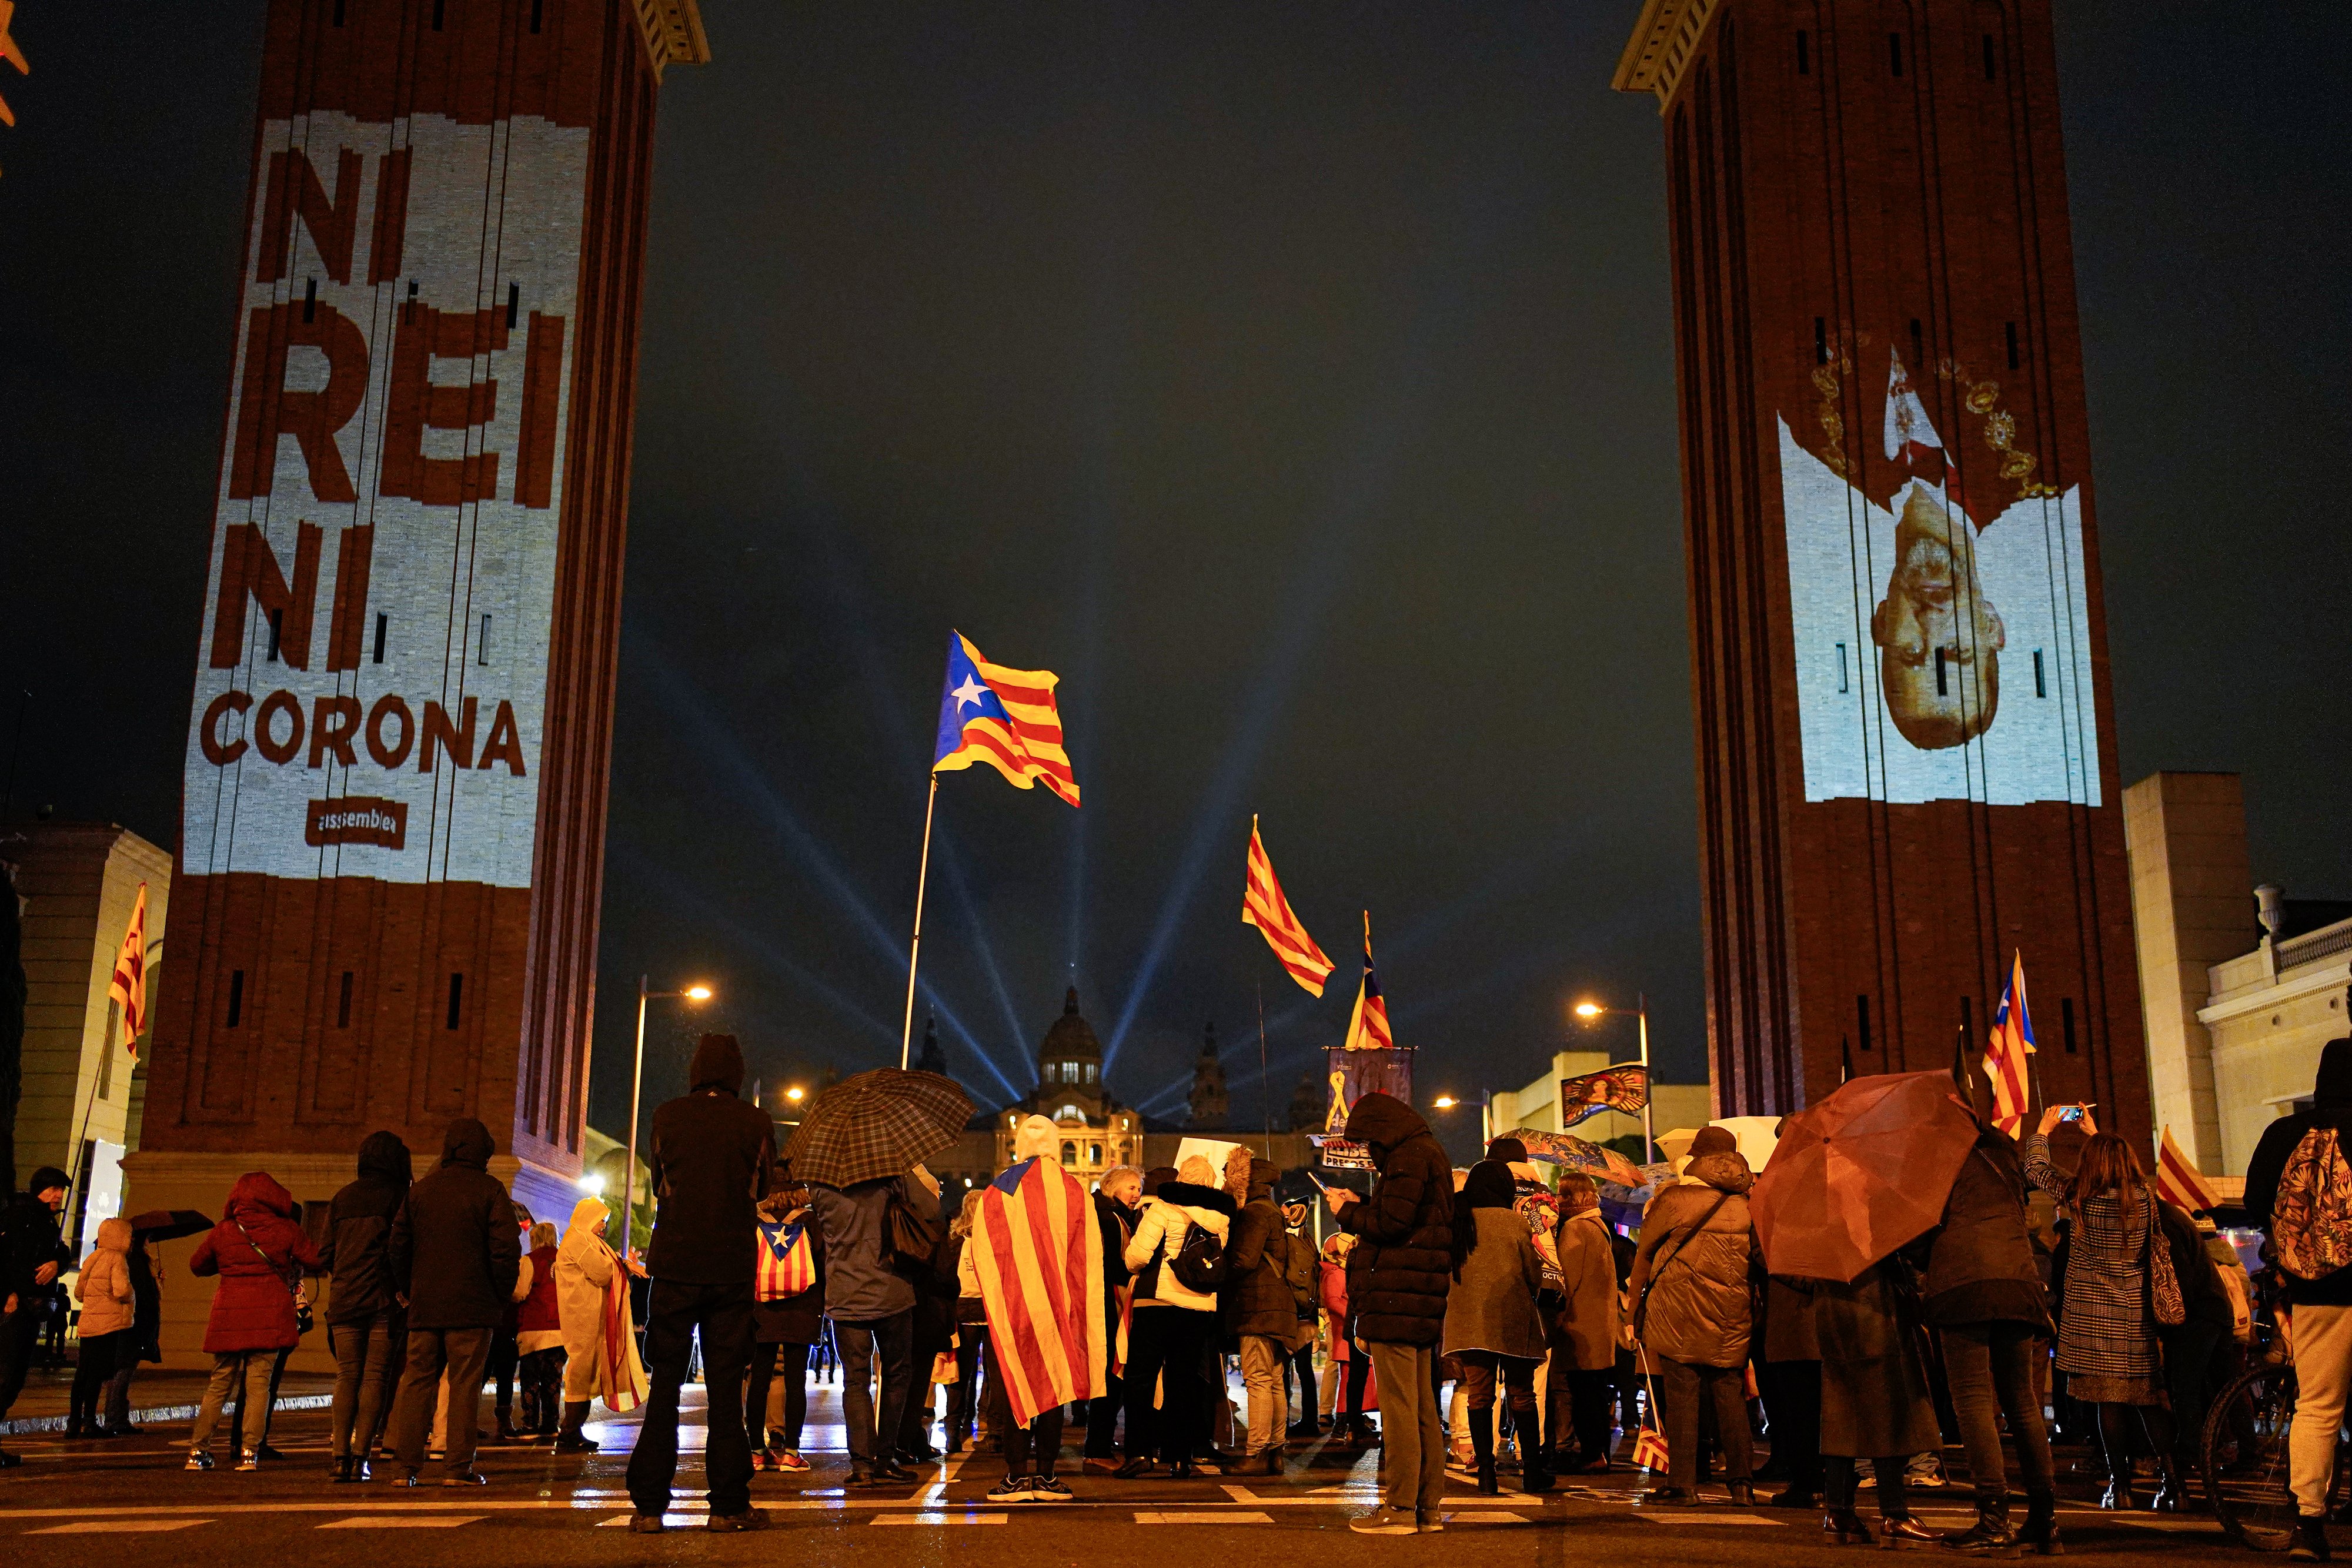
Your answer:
68,1218 -> 135,1437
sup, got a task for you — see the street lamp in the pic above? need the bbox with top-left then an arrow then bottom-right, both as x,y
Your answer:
1429,1089 -> 1495,1149
622,975 -> 714,1257
1573,992 -> 1653,1164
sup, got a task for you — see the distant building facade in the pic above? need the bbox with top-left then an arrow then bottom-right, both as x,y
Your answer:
1485,1048 -> 1711,1157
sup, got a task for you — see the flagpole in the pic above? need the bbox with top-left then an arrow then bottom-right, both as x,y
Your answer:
900,774 -> 940,1071
1638,991 -> 1654,1166
1257,981 -> 1272,1158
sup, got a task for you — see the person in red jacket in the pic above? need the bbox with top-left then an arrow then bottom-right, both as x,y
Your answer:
185,1172 -> 322,1471
513,1221 -> 564,1438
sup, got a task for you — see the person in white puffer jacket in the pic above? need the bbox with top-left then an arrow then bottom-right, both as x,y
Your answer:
1117,1155 -> 1234,1476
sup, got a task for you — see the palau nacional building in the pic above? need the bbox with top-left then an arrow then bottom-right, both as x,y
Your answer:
114,0 -> 2169,1364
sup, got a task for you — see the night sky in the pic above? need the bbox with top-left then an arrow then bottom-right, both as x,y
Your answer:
4,5 -> 2346,1159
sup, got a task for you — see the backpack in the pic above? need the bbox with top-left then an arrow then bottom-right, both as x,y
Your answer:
755,1217 -> 816,1303
1280,1227 -> 1317,1316
2273,1128 -> 2352,1282
886,1186 -> 943,1278
1168,1216 -> 1229,1293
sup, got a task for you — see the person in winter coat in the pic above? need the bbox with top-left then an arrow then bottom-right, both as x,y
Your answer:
320,1130 -> 412,1479
747,1178 -> 825,1473
947,1188 -> 988,1453
897,1165 -> 956,1462
1626,1125 -> 1761,1506
1758,1275 -> 1822,1506
0,1166 -> 72,1466
627,1033 -> 777,1533
807,1165 -> 920,1486
1224,1156 -> 1297,1474
1320,1233 -> 1374,1445
1806,1256 -> 1942,1547
1549,1172 -> 1621,1473
1121,1154 -> 1235,1477
2023,1106 -> 2179,1511
1324,1092 -> 1454,1535
554,1193 -> 644,1450
105,1212 -> 195,1437
2154,1198 -> 2233,1480
2244,1037 -> 2352,1559
1084,1166 -> 1141,1473
1444,1159 -> 1551,1495
514,1221 -> 563,1437
185,1172 -> 323,1470
1926,1105 -> 2060,1554
66,1216 -> 134,1437
385,1118 -> 522,1487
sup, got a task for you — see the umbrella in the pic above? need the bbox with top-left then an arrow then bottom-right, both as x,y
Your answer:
783,1068 -> 974,1190
1506,1128 -> 1645,1186
1750,1071 -> 1978,1283
125,1209 -> 213,1242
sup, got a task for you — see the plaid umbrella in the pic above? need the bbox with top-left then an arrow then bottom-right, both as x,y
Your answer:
783,1068 -> 974,1189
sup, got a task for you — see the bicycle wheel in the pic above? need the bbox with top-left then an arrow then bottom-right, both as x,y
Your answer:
2206,1362 -> 2302,1551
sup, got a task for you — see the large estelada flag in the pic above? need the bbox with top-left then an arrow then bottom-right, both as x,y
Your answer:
107,882 -> 151,1059
1242,816 -> 1333,997
1984,950 -> 2036,1138
1342,912 -> 1394,1053
2154,1126 -> 2221,1213
1559,1064 -> 1649,1129
933,631 -> 1081,807
971,1155 -> 1106,1426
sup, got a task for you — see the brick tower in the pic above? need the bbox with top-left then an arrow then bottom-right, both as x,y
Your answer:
1613,0 -> 2146,1139
129,0 -> 707,1365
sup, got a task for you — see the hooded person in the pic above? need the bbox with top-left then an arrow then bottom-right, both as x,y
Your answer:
2247,1038 -> 2352,1557
1222,1155 -> 1295,1473
554,1194 -> 645,1450
184,1172 -> 323,1470
0,1165 -> 74,1464
1324,1093 -> 1454,1534
384,1118 -> 521,1486
1626,1124 -> 1762,1507
1548,1172 -> 1621,1473
626,1032 -> 778,1533
947,1188 -> 988,1452
967,1115 -> 1107,1502
66,1217 -> 135,1437
1120,1151 -> 1236,1477
320,1131 -> 413,1478
1444,1159 -> 1551,1495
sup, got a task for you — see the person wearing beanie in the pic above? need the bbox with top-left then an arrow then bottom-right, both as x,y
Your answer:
626,1033 -> 777,1533
1222,1156 -> 1295,1475
1628,1122 -> 1762,1507
0,1166 -> 72,1465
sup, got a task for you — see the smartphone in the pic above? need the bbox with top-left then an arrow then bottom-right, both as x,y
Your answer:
2060,1104 -> 2095,1123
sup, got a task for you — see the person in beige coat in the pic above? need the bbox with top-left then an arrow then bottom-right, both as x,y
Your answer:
67,1218 -> 135,1437
553,1195 -> 646,1452
1549,1173 -> 1622,1472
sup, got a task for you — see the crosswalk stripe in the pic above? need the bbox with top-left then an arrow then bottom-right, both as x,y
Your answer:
319,1514 -> 486,1529
1134,1511 -> 1274,1524
28,1519 -> 212,1533
873,1512 -> 1007,1525
1436,1512 -> 1531,1526
1632,1510 -> 1784,1525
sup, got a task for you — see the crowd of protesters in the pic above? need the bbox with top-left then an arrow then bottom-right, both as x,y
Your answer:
4,1033 -> 2350,1554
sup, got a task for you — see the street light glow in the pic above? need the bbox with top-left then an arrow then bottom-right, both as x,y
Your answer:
785,1086 -> 805,1102
686,985 -> 714,1001
1573,1001 -> 1602,1018
577,1173 -> 605,1196
1433,1095 -> 1459,1109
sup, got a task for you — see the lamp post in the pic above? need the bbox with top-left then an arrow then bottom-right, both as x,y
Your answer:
622,975 -> 712,1256
1573,992 -> 1653,1165
1430,1089 -> 1495,1154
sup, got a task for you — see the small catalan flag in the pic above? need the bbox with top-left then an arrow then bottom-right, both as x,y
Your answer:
933,631 -> 1080,807
1242,817 -> 1334,997
1984,950 -> 2037,1138
1632,1423 -> 1670,1474
107,882 -> 151,1059
2154,1126 -> 2221,1214
1342,912 -> 1394,1054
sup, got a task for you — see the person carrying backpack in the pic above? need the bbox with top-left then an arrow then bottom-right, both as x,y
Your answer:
2245,1038 -> 2352,1563
1120,1154 -> 1233,1477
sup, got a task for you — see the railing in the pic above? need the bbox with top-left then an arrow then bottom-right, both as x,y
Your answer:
2277,920 -> 2352,973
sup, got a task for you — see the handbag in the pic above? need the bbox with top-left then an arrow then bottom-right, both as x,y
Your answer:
2147,1202 -> 2186,1328
233,1218 -> 313,1335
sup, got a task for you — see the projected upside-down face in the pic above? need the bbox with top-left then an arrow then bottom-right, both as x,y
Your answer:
1870,484 -> 2006,749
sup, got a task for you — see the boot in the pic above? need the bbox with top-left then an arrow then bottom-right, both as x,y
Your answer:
2149,1456 -> 2186,1513
2017,1495 -> 2064,1557
496,1404 -> 522,1443
2099,1475 -> 2137,1511
1470,1412 -> 1499,1495
1940,1496 -> 2017,1553
1520,1420 -> 1554,1494
553,1400 -> 599,1453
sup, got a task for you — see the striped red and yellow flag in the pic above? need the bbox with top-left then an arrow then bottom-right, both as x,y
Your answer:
2154,1126 -> 2221,1213
1342,912 -> 1394,1053
108,882 -> 150,1059
1242,817 -> 1334,997
933,631 -> 1080,807
971,1154 -> 1107,1426
1984,950 -> 2037,1138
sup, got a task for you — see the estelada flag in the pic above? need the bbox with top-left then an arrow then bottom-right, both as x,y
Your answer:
971,1155 -> 1105,1426
754,1216 -> 817,1302
1342,912 -> 1394,1053
2154,1126 -> 2221,1213
933,631 -> 1081,807
1984,950 -> 2036,1138
1242,816 -> 1333,997
107,882 -> 150,1059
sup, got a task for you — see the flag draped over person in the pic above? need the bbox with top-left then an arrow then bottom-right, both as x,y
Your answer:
971,1125 -> 1107,1425
107,882 -> 150,1059
2154,1126 -> 2221,1213
1242,816 -> 1333,997
1558,1064 -> 1649,1128
932,630 -> 1080,807
1984,950 -> 2036,1137
1342,912 -> 1393,1053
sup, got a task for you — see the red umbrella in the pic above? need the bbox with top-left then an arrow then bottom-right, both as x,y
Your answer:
1751,1071 -> 1979,1283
